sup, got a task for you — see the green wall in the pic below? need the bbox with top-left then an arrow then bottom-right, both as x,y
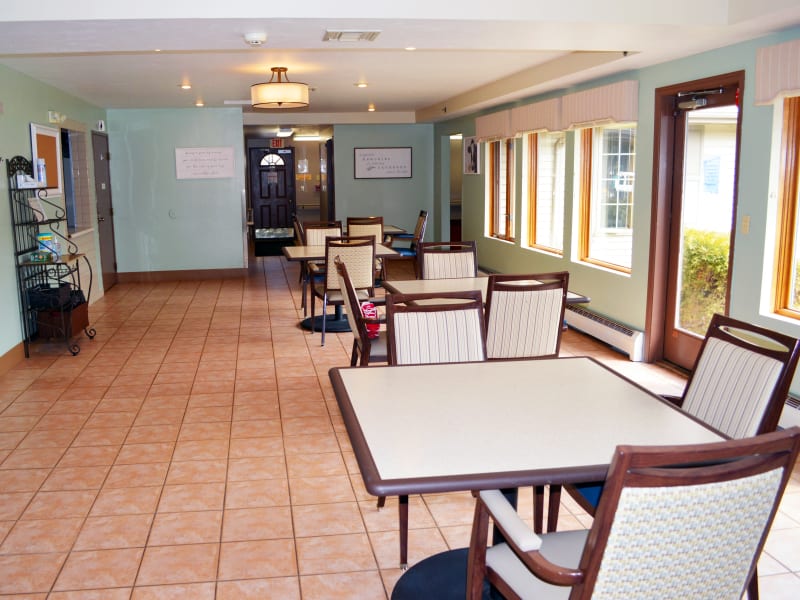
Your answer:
332,124 -> 434,235
107,108 -> 246,273
0,65 -> 105,357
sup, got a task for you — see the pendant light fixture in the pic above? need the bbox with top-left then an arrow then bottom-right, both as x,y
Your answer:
250,67 -> 309,109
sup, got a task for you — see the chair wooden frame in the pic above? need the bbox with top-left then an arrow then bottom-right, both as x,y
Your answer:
463,428 -> 800,600
387,210 -> 428,278
300,220 -> 342,316
484,271 -> 569,360
310,235 -> 375,346
417,240 -> 478,279
334,256 -> 387,367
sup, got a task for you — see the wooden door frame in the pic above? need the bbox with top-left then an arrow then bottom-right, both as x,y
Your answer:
645,70 -> 744,363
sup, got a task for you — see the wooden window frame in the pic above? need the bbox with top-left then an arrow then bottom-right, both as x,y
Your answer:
488,139 -> 515,241
775,96 -> 800,318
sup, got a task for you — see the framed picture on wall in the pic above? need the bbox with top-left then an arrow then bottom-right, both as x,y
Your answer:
30,123 -> 63,195
354,147 -> 412,179
463,136 -> 480,175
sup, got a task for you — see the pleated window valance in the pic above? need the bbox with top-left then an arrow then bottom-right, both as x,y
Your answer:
560,80 -> 638,129
475,110 -> 512,142
510,98 -> 561,135
756,39 -> 800,105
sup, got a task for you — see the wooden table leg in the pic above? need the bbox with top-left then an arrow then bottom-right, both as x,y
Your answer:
399,494 -> 409,568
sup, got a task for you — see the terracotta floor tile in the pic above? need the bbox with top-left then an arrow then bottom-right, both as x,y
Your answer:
136,543 -> 219,586
296,532 -> 377,575
158,482 -> 225,512
41,465 -> 109,491
130,582 -> 216,599
58,445 -> 120,467
177,421 -> 230,441
104,463 -> 169,488
221,505 -> 294,541
149,510 -> 222,545
300,571 -> 387,600
216,577 -> 301,600
74,514 -> 154,550
368,528 -> 448,570
54,547 -> 143,590
286,452 -> 347,478
232,403 -> 280,421
0,552 -> 67,593
230,419 -> 282,439
282,417 -> 333,437
90,486 -> 161,516
183,406 -> 232,423
293,502 -> 365,538
0,468 -> 49,492
187,392 -> 234,408
125,424 -> 180,444
224,478 -> 290,509
115,442 -> 175,465
227,456 -> 287,481
166,459 -> 227,484
22,489 -> 98,520
72,427 -> 130,447
84,411 -> 137,429
171,439 -> 228,461
133,408 -> 186,427
289,475 -> 356,505
0,430 -> 27,450
282,433 -> 341,455
0,517 -> 83,554
49,588 -> 132,599
228,436 -> 284,458
218,539 -> 297,579
1,447 -> 65,469
18,429 -> 77,448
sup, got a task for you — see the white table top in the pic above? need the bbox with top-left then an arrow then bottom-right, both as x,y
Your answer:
330,357 -> 723,496
382,276 -> 589,304
283,244 -> 399,262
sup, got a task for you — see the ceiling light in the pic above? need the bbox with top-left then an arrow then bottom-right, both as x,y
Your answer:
368,103 -> 375,112
244,32 -> 267,47
276,127 -> 293,138
195,100 -> 204,107
405,46 -> 417,51
251,67 -> 309,109
294,135 -> 322,141
179,83 -> 192,90
354,82 -> 368,88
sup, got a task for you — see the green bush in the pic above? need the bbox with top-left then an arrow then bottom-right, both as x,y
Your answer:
680,228 -> 729,335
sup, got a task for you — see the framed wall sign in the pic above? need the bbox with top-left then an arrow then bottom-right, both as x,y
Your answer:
30,123 -> 63,195
354,147 -> 412,179
463,136 -> 480,175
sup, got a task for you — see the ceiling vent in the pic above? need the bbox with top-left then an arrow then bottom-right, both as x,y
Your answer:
322,29 -> 381,42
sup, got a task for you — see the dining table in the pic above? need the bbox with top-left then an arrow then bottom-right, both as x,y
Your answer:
329,356 -> 724,566
283,242 -> 399,331
381,275 -> 590,304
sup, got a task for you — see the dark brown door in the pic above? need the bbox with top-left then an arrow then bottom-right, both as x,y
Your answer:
91,131 -> 118,291
247,145 -> 296,229
650,73 -> 743,369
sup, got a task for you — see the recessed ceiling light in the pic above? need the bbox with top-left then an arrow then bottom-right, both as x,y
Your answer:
405,46 -> 416,51
195,100 -> 204,107
354,82 -> 368,88
368,104 -> 376,112
179,83 -> 192,90
154,48 -> 162,53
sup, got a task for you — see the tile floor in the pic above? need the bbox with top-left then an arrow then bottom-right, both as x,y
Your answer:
0,256 -> 798,599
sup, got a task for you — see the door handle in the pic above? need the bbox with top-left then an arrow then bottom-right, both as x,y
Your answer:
97,216 -> 105,223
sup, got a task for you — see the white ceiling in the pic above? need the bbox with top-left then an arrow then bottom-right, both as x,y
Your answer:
1,1 -> 799,129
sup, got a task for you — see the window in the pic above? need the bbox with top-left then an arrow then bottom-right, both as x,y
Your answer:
527,131 -> 565,252
488,139 -> 515,241
577,124 -> 636,271
61,129 -> 92,233
775,96 -> 800,317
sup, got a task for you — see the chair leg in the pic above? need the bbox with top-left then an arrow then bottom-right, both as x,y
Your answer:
350,341 -> 359,367
310,288 -> 316,333
747,567 -> 759,599
321,295 -> 327,346
533,485 -> 545,534
547,485 -> 561,533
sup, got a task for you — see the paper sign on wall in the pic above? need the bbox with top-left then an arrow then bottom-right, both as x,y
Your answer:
175,147 -> 235,179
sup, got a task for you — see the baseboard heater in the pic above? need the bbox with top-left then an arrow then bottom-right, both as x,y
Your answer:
780,395 -> 800,429
564,305 -> 645,362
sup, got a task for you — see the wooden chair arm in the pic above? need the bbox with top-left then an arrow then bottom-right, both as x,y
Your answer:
660,394 -> 684,407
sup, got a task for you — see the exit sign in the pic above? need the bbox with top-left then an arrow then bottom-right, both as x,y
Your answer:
270,138 -> 284,148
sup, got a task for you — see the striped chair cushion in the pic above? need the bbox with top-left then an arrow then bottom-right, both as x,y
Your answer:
305,227 -> 341,246
422,253 -> 476,279
682,337 -> 783,439
486,287 -> 563,359
391,308 -> 485,364
590,467 -> 783,599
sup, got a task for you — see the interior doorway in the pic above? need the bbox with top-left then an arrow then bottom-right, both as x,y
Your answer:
647,72 -> 744,369
91,131 -> 118,291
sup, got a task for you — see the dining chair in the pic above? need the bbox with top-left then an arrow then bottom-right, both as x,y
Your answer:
391,427 -> 800,600
386,289 -> 487,365
347,216 -> 386,281
386,210 -> 428,279
310,235 -> 375,346
484,271 -> 569,360
334,256 -> 388,366
547,312 -> 800,599
418,240 -> 478,279
301,220 -> 342,316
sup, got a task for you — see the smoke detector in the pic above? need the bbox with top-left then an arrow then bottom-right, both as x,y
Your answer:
244,33 -> 267,47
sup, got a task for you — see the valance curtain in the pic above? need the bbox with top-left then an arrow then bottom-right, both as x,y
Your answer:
510,97 -> 561,135
756,39 -> 800,105
560,80 -> 638,129
475,110 -> 512,142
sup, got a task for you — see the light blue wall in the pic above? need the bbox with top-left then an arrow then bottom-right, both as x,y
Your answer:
0,64 -> 105,357
332,124 -> 434,235
107,108 -> 246,273
435,27 -> 800,346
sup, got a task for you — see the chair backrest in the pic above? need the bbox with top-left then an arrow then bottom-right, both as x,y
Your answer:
335,256 -> 369,352
469,428 -> 800,600
418,241 -> 478,279
303,220 -> 342,246
347,216 -> 384,246
323,236 -> 375,293
410,210 -> 428,249
484,272 -> 569,360
681,313 -> 800,439
292,217 -> 304,246
386,290 -> 487,365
